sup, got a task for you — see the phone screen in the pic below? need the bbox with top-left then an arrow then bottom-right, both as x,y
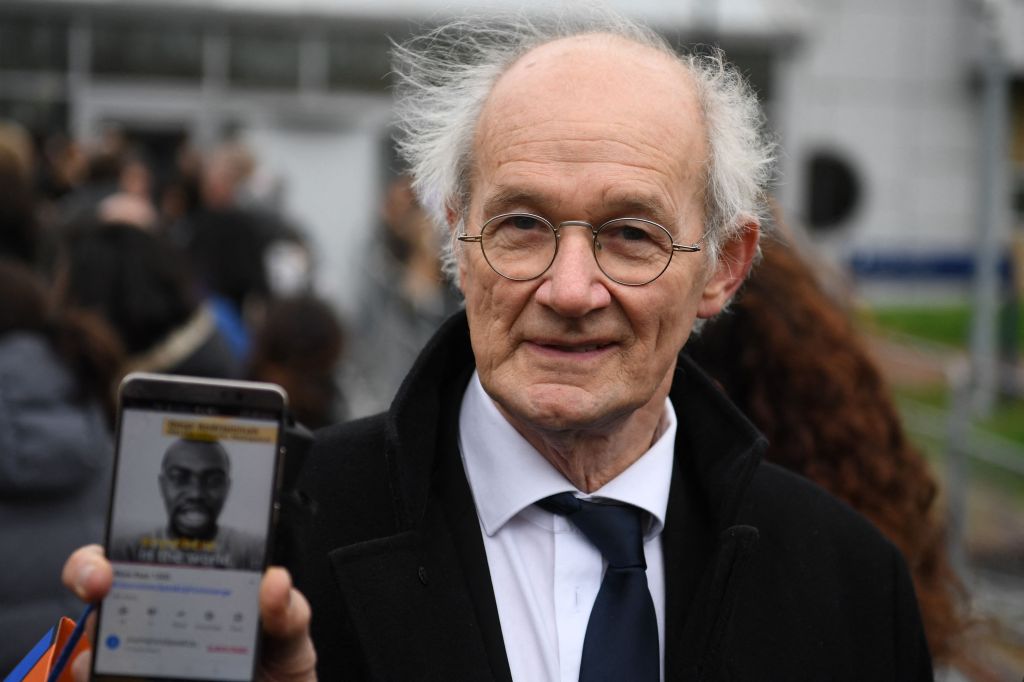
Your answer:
93,391 -> 283,682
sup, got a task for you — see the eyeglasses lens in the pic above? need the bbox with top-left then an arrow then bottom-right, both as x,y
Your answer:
479,214 -> 674,285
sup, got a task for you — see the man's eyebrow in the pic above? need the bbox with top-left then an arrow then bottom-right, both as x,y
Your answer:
164,464 -> 226,472
481,187 -> 546,217
480,187 -> 676,226
600,192 -> 674,226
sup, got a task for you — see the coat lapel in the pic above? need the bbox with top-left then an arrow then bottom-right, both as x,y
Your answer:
329,313 -> 512,681
328,502 -> 500,681
434,396 -> 515,682
663,356 -> 767,681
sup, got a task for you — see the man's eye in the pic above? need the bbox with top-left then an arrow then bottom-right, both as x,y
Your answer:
202,472 -> 228,488
620,225 -> 652,241
508,215 -> 542,230
166,468 -> 190,485
604,223 -> 657,242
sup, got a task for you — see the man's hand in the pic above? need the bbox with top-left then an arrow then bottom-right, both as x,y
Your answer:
61,545 -> 316,681
258,567 -> 317,681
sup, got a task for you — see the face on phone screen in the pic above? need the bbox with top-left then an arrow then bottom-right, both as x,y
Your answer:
93,406 -> 280,681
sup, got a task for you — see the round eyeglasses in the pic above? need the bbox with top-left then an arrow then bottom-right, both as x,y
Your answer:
457,213 -> 702,286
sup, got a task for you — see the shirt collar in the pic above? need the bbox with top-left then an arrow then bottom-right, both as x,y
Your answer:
458,371 -> 675,540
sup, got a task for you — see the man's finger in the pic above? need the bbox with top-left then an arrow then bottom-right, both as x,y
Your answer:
259,567 -> 316,682
61,544 -> 113,602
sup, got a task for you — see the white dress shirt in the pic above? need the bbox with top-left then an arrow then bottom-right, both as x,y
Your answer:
458,372 -> 676,682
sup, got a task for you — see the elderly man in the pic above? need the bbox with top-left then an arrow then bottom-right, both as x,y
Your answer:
66,12 -> 931,682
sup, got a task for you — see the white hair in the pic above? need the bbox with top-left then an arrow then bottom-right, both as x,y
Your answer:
391,9 -> 775,280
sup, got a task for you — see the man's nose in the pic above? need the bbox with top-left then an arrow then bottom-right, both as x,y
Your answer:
533,226 -> 611,317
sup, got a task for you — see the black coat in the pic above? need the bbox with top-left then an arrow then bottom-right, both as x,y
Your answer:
286,311 -> 932,681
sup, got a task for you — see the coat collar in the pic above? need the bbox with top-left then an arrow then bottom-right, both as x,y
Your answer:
669,352 -> 768,531
385,309 -> 477,529
662,353 -> 767,679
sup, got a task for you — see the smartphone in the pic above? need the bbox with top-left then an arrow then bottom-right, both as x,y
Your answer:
91,373 -> 288,682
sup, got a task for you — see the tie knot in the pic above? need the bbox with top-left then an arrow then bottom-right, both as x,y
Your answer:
537,492 -> 647,569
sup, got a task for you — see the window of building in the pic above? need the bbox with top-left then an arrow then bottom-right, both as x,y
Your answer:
805,150 -> 861,232
0,17 -> 67,71
229,29 -> 299,89
0,99 -> 67,134
327,33 -> 391,91
92,21 -> 203,79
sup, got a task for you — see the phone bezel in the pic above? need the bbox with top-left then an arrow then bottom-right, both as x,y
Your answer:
91,372 -> 288,682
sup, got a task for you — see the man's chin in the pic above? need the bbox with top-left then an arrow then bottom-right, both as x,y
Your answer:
498,384 -> 632,434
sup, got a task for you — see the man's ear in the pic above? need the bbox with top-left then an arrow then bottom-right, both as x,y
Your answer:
696,219 -> 760,319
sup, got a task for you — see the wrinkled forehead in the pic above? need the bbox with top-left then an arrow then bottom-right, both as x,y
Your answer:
473,33 -> 707,184
162,440 -> 229,472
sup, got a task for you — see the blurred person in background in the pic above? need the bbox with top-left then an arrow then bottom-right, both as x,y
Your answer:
95,151 -> 159,230
685,230 -> 1003,678
344,174 -> 461,416
0,121 -> 40,266
52,127 -> 160,234
248,295 -> 347,430
160,138 -> 309,363
157,141 -> 203,242
0,259 -> 122,675
96,190 -> 158,232
54,128 -> 129,228
199,139 -> 257,212
33,134 -> 88,242
183,207 -> 282,362
53,130 -> 165,238
54,220 -> 243,380
35,133 -> 88,205
0,120 -> 35,186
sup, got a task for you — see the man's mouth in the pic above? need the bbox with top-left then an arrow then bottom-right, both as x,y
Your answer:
543,343 -> 606,353
530,339 -> 616,355
174,504 -> 212,532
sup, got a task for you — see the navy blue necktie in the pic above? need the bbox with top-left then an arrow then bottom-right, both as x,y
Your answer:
538,492 -> 659,682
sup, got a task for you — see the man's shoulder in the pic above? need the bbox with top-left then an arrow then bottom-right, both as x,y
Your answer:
293,414 -> 400,544
305,414 -> 390,483
743,460 -> 861,519
742,460 -> 891,552
719,460 -> 931,679
140,526 -> 170,538
216,526 -> 266,569
217,525 -> 263,547
110,527 -> 168,562
314,414 -> 389,450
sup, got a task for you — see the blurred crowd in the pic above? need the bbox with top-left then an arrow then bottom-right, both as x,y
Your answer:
0,119 -> 456,671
